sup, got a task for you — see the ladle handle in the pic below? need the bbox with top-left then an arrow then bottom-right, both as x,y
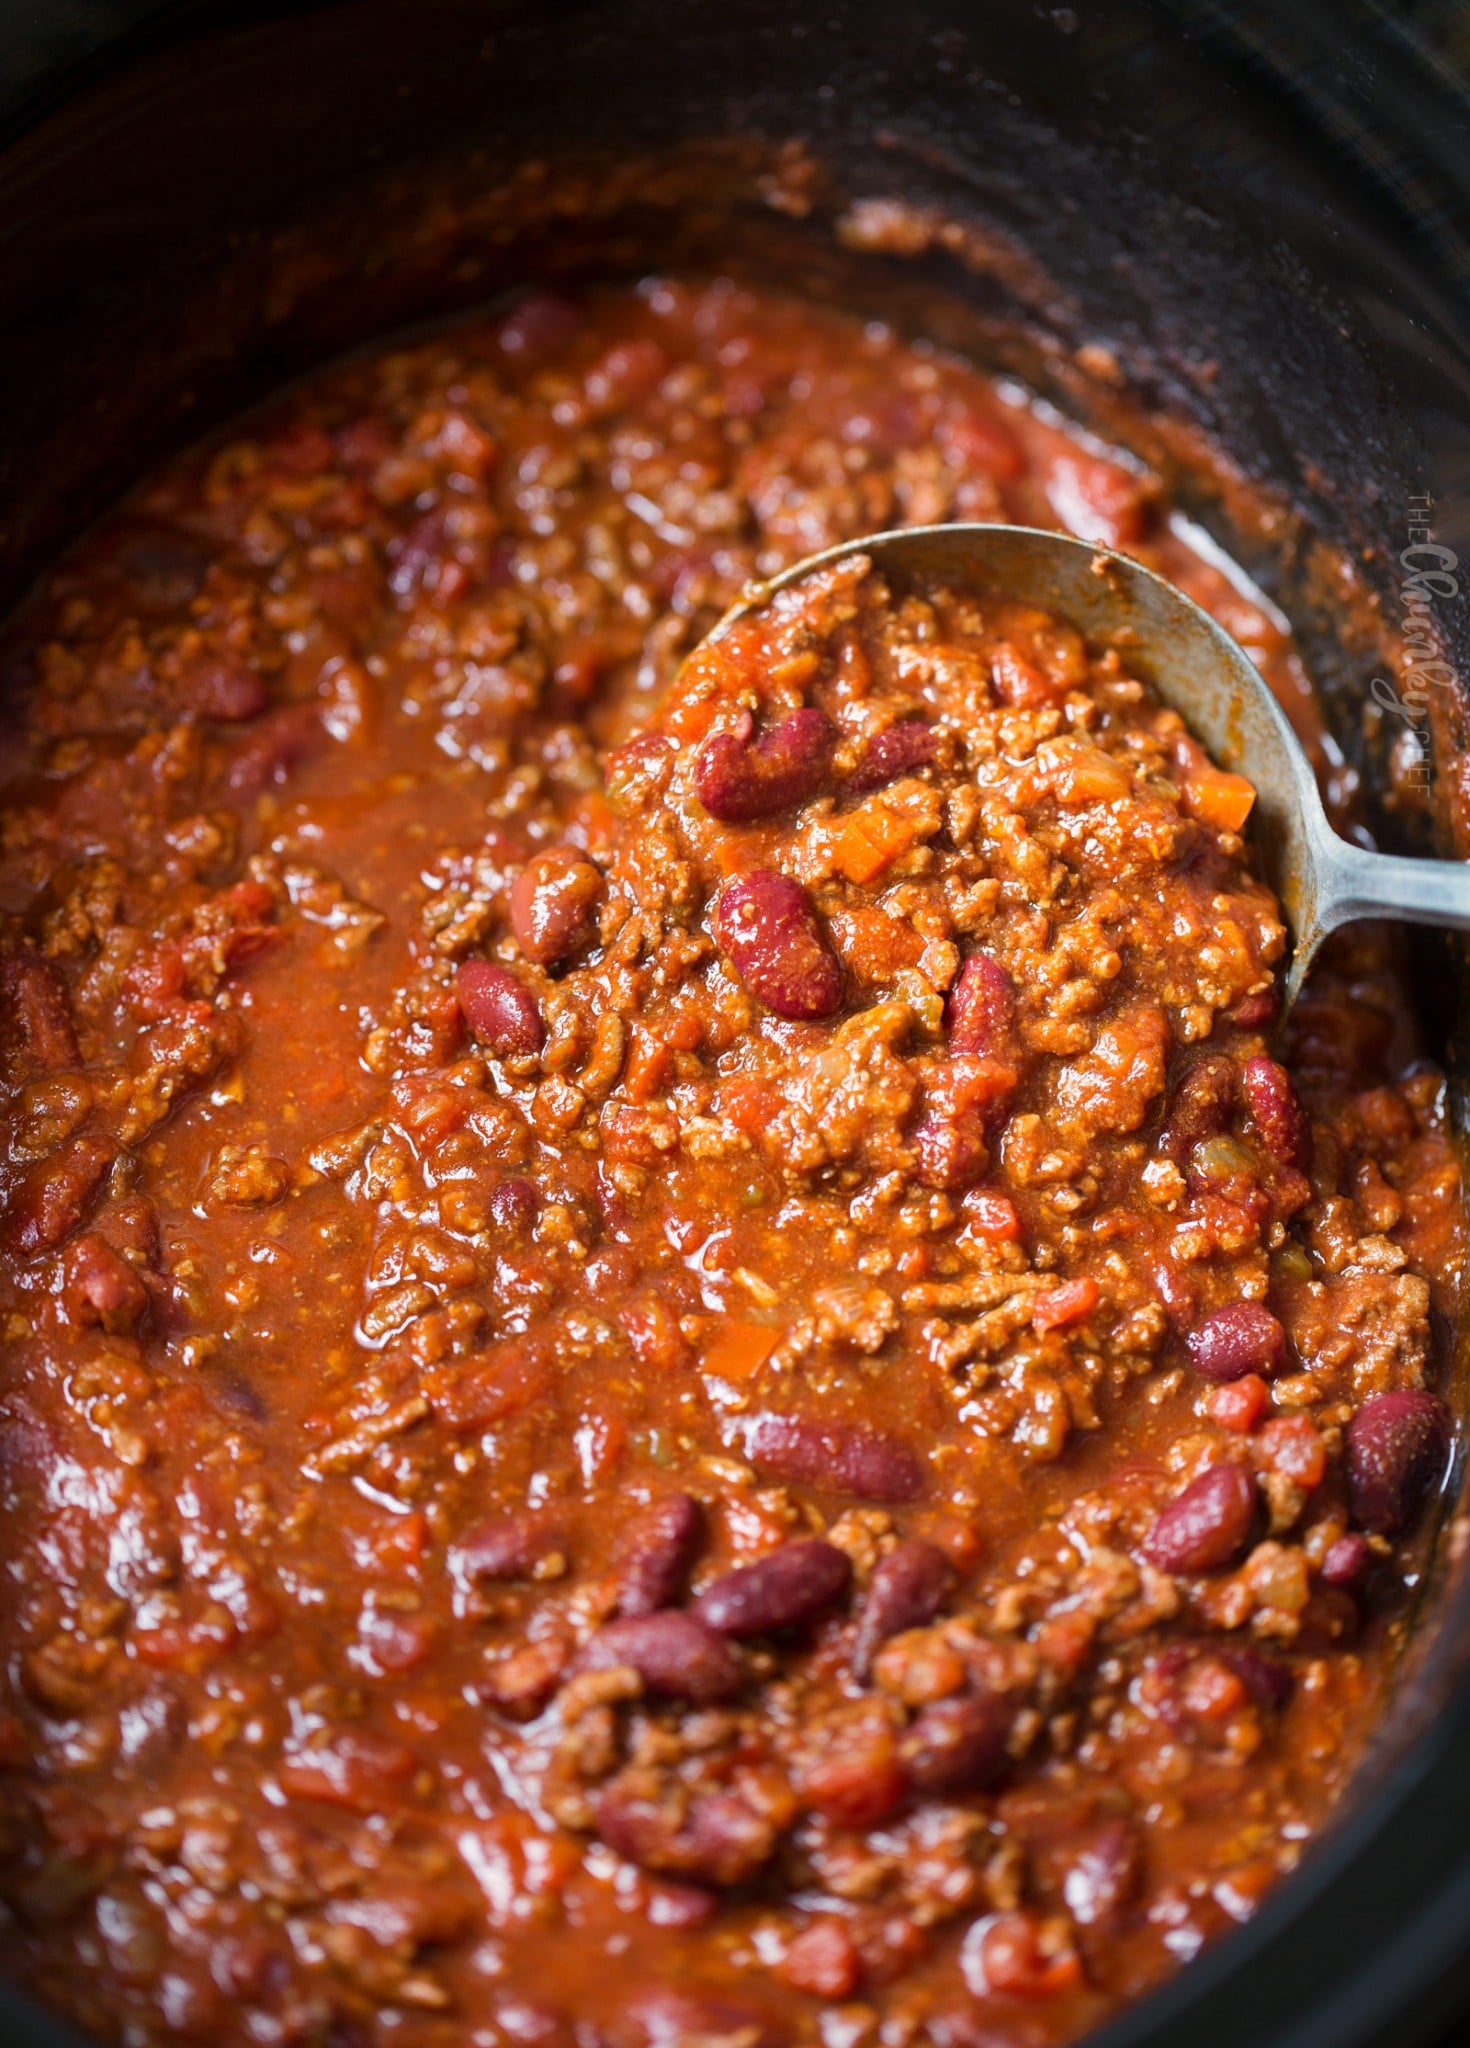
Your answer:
1317,837 -> 1470,935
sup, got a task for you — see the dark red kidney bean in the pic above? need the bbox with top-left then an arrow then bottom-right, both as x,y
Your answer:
1228,986 -> 1280,1030
716,871 -> 842,1021
1141,1462 -> 1257,1574
450,1511 -> 562,1586
1157,1053 -> 1236,1160
1216,1643 -> 1293,1711
900,1691 -> 1011,1797
578,1611 -> 742,1704
6,1136 -> 115,1258
1184,1302 -> 1287,1382
746,1411 -> 924,1503
497,290 -> 583,361
1,946 -> 79,1072
694,707 -> 836,822
694,1538 -> 852,1638
596,1778 -> 776,1890
177,653 -> 268,722
1320,1531 -> 1374,1591
851,1540 -> 954,1679
615,1493 -> 705,1617
1242,1054 -> 1310,1168
1061,1820 -> 1141,1928
509,847 -> 603,968
224,703 -> 322,795
848,719 -> 937,796
948,953 -> 1018,1060
59,1233 -> 149,1333
1345,1389 -> 1451,1535
488,1177 -> 540,1232
912,1105 -> 990,1193
455,959 -> 545,1056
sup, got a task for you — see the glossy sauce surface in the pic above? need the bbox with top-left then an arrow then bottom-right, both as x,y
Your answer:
0,280 -> 1461,2048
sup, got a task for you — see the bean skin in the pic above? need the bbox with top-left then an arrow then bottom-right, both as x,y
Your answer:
747,1411 -> 924,1503
1320,1531 -> 1374,1591
454,959 -> 545,1056
948,953 -> 1018,1060
851,1540 -> 954,1679
450,1511 -> 561,1586
177,653 -> 268,722
1184,1303 -> 1287,1382
716,871 -> 842,1021
614,1493 -> 705,1617
1242,1054 -> 1310,1168
694,1539 -> 852,1638
848,719 -> 937,796
5,1136 -> 115,1258
1345,1389 -> 1451,1535
1158,1053 -> 1236,1160
596,1778 -> 776,1888
694,707 -> 836,821
900,1691 -> 1011,1797
509,847 -> 602,967
1141,1463 -> 1257,1574
1217,1643 -> 1293,1711
1062,1821 -> 1142,1928
578,1611 -> 742,1704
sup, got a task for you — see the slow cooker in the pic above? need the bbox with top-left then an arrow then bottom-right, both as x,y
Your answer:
1,4 -> 1469,2046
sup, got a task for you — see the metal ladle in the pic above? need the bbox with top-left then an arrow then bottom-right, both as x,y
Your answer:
714,523 -> 1470,1011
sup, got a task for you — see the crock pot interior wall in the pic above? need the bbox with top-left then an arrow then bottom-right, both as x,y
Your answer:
3,5 -> 1470,2047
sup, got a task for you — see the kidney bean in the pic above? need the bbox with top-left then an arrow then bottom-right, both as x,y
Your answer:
1061,1820 -> 1141,1927
177,653 -> 268,723
694,1538 -> 852,1638
614,1493 -> 704,1617
848,718 -> 938,796
578,1610 -> 743,1704
912,1106 -> 990,1192
1,946 -> 79,1072
454,959 -> 545,1056
224,702 -> 322,795
851,1540 -> 954,1679
694,707 -> 836,821
1320,1531 -> 1374,1591
1228,986 -> 1280,1029
1345,1389 -> 1451,1535
1216,1643 -> 1293,1712
746,1411 -> 924,1502
59,1233 -> 149,1333
1157,1053 -> 1236,1160
1184,1302 -> 1287,1382
948,953 -> 1018,1061
497,290 -> 583,361
450,1511 -> 562,1588
900,1690 -> 1011,1797
596,1779 -> 775,1888
716,871 -> 842,1020
1242,1054 -> 1310,1168
509,847 -> 603,968
488,1177 -> 540,1232
6,1136 -> 116,1258
1141,1462 -> 1257,1574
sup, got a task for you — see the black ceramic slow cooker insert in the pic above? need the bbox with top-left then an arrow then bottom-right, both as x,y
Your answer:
1,5 -> 1469,2046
